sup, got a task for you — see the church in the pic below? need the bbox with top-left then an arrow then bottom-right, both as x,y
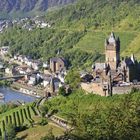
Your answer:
86,32 -> 140,96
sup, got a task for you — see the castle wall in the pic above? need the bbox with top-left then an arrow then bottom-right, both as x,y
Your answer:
81,82 -> 140,96
112,86 -> 131,94
113,85 -> 140,94
81,82 -> 106,96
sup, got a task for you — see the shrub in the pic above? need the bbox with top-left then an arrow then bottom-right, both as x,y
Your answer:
39,118 -> 48,126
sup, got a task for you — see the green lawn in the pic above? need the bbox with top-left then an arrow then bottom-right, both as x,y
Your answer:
17,117 -> 64,140
17,123 -> 64,140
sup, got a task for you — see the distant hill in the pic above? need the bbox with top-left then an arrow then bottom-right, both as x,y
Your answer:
0,0 -> 77,19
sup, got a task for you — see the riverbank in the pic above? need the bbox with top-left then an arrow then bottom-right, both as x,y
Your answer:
10,82 -> 44,98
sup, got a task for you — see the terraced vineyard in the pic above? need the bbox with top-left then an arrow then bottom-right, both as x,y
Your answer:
0,101 -> 39,138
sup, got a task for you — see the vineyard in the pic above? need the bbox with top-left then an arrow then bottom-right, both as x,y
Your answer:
0,99 -> 42,139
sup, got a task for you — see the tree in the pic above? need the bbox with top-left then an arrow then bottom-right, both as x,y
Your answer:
5,124 -> 16,140
65,69 -> 81,90
58,86 -> 66,96
39,105 -> 48,117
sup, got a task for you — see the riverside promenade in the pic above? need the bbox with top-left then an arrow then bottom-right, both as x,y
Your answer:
11,82 -> 44,97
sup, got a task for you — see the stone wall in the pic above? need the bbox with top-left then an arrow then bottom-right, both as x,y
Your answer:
113,85 -> 140,94
112,86 -> 131,94
81,83 -> 105,96
81,82 -> 140,96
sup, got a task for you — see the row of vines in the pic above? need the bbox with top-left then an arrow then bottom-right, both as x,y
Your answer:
0,102 -> 38,139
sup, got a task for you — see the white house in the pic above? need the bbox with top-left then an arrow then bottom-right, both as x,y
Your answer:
5,67 -> 15,75
1,46 -> 9,55
16,65 -> 32,75
42,74 -> 52,87
28,74 -> 37,86
24,57 -> 32,67
57,73 -> 65,83
40,23 -> 48,28
31,60 -> 42,70
43,62 -> 49,69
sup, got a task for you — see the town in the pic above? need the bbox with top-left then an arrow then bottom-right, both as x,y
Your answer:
0,47 -> 68,98
0,32 -> 140,98
0,16 -> 51,33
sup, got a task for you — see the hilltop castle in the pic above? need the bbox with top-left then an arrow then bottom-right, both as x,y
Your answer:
82,32 -> 140,96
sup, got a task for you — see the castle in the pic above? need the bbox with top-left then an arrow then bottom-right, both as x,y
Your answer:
81,32 -> 140,96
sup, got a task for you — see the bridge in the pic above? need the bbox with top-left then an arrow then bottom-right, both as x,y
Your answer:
0,73 -> 32,81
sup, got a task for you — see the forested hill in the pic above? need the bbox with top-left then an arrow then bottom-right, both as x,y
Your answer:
46,0 -> 140,30
0,0 -> 77,19
0,0 -> 140,69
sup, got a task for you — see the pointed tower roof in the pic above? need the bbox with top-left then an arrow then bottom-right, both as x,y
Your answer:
108,32 -> 116,44
131,54 -> 135,64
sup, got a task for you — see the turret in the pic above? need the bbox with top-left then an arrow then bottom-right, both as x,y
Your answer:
131,54 -> 135,64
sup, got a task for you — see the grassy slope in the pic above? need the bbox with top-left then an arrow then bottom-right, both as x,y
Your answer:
121,33 -> 140,59
17,124 -> 64,140
45,89 -> 140,119
74,31 -> 137,54
17,116 -> 64,140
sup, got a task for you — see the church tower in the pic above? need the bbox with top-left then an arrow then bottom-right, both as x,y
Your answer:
105,32 -> 120,70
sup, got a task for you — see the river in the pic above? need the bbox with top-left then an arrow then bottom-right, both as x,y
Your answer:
0,87 -> 37,104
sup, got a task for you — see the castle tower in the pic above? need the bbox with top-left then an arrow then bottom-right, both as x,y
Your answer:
105,32 -> 120,70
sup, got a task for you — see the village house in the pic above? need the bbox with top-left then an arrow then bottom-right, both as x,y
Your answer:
50,57 -> 66,73
28,73 -> 42,86
57,73 -> 65,83
5,67 -> 15,76
81,32 -> 140,96
56,69 -> 67,83
17,55 -> 24,62
44,77 -> 62,94
14,55 -> 18,60
43,62 -> 49,69
23,56 -> 32,66
0,46 -> 9,55
41,74 -> 52,87
31,60 -> 42,70
15,65 -> 33,74
28,74 -> 37,86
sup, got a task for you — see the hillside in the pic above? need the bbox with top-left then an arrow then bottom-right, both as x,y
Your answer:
42,90 -> 140,139
0,0 -> 140,69
0,0 -> 77,19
